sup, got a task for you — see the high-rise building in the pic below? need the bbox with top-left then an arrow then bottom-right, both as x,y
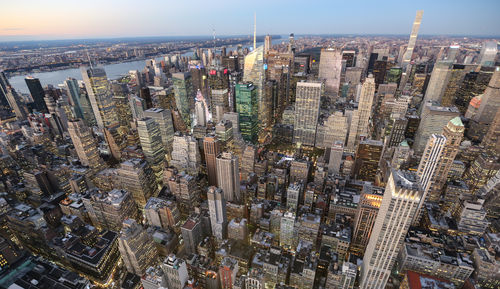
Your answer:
81,66 -> 119,131
481,107 -> 500,157
203,136 -> 221,186
280,212 -> 296,249
469,67 -> 500,139
144,197 -> 180,229
116,158 -> 158,208
83,189 -> 138,231
195,98 -> 207,127
328,141 -> 344,175
356,75 -> 376,138
351,185 -> 384,256
416,134 -> 446,209
161,254 -> 189,289
322,111 -> 348,148
172,72 -> 194,127
241,145 -> 256,180
212,89 -> 229,123
235,83 -> 258,143
25,77 -> 48,113
67,119 -> 102,171
138,117 -> 165,182
118,219 -> 158,275
171,134 -> 201,174
181,216 -> 203,255
144,108 -> 175,153
0,71 -> 26,120
243,46 -> 266,131
319,48 -> 342,97
264,34 -> 272,54
129,95 -> 146,120
401,10 -> 424,70
353,140 -> 383,182
360,170 -> 422,289
422,61 -> 452,105
293,81 -> 322,147
207,186 -> 227,240
216,152 -> 240,203
413,103 -> 459,154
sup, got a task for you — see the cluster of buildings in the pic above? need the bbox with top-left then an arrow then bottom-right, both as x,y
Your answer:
0,9 -> 498,289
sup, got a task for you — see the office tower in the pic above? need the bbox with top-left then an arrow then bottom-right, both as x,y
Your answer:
118,219 -> 158,275
83,189 -> 138,231
422,61 -> 452,105
401,10 -> 424,69
24,77 -> 48,113
211,89 -> 229,123
67,119 -> 102,170
355,75 -> 376,137
0,78 -> 26,120
455,200 -> 489,235
216,120 -> 234,147
207,186 -> 227,240
280,212 -> 296,249
286,183 -> 302,212
81,66 -> 119,131
138,117 -> 165,182
482,107 -> 500,157
171,134 -> 201,174
144,197 -> 181,229
172,72 -> 194,127
464,153 -> 500,194
235,83 -> 258,143
470,67 -> 500,138
426,118 -> 464,201
203,136 -> 221,186
161,255 -> 189,289
387,118 -> 408,148
144,108 -> 175,153
372,60 -> 387,85
181,216 -> 203,255
223,112 -> 240,138
293,81 -> 322,147
416,134 -> 446,205
243,46 -> 266,131
264,34 -> 272,54
216,152 -> 240,203
360,170 -> 422,289
129,95 -> 146,120
479,41 -> 498,66
413,103 -> 459,154
319,48 -> 342,97
353,140 -> 383,182
441,64 -> 472,107
65,78 -> 87,121
351,186 -> 384,256
195,98 -> 207,127
116,158 -> 158,208
241,145 -> 256,180
328,141 -> 344,175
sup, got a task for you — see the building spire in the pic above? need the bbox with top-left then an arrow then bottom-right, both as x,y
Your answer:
253,12 -> 257,50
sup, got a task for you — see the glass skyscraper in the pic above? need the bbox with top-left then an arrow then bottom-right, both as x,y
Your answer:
235,83 -> 258,143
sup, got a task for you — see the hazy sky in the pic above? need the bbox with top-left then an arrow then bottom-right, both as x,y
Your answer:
1,0 -> 499,41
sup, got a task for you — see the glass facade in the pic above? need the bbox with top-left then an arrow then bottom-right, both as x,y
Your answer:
236,83 -> 258,143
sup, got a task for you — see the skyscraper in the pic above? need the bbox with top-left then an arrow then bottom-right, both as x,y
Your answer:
207,186 -> 227,240
171,134 -> 201,174
353,139 -> 383,182
203,136 -> 221,186
280,211 -> 296,249
67,119 -> 102,171
172,72 -> 194,127
116,158 -> 158,208
422,61 -> 452,105
293,81 -> 322,147
81,66 -> 119,131
195,98 -> 207,127
0,71 -> 26,120
470,67 -> 500,138
25,77 -> 48,113
319,48 -> 342,98
118,219 -> 158,275
242,46 -> 266,131
137,117 -> 165,182
360,170 -> 422,289
413,103 -> 460,154
216,152 -> 240,203
355,75 -> 376,140
322,111 -> 348,148
161,254 -> 189,289
235,83 -> 258,143
144,108 -> 175,153
401,10 -> 424,69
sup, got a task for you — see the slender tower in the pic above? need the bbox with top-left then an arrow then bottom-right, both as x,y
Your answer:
401,10 -> 423,69
253,12 -> 257,51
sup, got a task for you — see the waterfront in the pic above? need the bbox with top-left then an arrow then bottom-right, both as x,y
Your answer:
8,38 -> 286,94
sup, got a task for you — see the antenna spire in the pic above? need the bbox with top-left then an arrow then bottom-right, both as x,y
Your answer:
253,12 -> 256,50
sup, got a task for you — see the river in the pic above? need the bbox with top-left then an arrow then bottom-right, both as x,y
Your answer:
8,38 -> 287,94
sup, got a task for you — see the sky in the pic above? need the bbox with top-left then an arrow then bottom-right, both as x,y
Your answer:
1,0 -> 499,41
